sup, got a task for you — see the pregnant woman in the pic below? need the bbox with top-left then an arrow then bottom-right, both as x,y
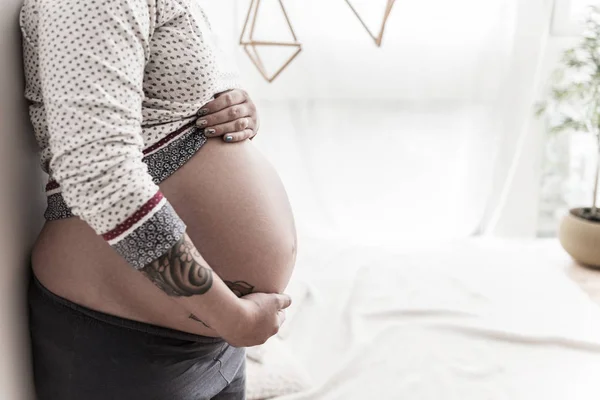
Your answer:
20,0 -> 297,399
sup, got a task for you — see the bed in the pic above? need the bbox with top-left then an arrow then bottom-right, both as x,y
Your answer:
246,237 -> 600,400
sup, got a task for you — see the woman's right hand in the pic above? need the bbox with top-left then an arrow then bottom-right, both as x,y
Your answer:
218,292 -> 292,347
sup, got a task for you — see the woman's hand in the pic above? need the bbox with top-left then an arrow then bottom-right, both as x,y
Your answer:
218,292 -> 291,348
195,89 -> 260,143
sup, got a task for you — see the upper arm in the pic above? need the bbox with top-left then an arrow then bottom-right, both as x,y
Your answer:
36,0 -> 186,268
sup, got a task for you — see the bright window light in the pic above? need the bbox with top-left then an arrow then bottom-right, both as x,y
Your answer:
553,0 -> 600,36
570,0 -> 597,18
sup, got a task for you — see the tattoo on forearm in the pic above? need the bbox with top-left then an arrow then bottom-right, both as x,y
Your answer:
189,313 -> 211,328
224,280 -> 255,297
141,235 -> 213,297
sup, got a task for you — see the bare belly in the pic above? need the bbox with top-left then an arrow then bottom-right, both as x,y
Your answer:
31,137 -> 297,337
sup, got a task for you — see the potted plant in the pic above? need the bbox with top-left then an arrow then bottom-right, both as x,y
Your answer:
537,4 -> 600,267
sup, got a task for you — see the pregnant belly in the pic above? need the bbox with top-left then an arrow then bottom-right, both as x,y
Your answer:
161,137 -> 298,295
32,137 -> 297,337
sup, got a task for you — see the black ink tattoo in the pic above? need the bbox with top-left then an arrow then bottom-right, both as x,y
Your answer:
140,235 -> 213,297
189,313 -> 211,328
224,280 -> 255,297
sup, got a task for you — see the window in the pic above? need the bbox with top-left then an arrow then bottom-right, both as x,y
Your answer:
552,0 -> 598,36
538,0 -> 600,236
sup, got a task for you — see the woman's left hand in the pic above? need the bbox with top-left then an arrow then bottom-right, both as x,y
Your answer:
195,89 -> 260,143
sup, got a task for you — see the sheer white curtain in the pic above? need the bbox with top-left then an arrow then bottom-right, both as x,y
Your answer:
202,0 -> 554,246
483,0 -> 555,237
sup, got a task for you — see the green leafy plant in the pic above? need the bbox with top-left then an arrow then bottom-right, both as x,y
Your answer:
537,4 -> 600,222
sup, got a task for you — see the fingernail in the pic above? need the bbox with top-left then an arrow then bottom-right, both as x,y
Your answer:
197,108 -> 209,116
196,119 -> 207,127
205,128 -> 216,136
225,135 -> 233,142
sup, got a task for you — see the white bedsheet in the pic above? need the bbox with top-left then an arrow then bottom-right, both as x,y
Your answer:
269,238 -> 600,400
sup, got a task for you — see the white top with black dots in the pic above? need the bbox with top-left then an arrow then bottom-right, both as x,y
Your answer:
20,0 -> 242,268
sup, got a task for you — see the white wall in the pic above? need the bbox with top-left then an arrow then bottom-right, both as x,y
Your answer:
0,1 -> 45,399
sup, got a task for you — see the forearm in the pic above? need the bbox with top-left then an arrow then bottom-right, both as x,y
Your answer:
139,232 -> 242,332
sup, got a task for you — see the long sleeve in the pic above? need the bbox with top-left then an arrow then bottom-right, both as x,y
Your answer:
36,0 -> 186,269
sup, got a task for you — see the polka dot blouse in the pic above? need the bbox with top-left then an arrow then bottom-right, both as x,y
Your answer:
20,0 -> 242,269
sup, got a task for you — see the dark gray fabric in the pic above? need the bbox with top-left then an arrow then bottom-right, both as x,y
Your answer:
28,276 -> 246,400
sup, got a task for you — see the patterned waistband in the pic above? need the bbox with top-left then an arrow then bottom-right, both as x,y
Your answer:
44,124 -> 207,221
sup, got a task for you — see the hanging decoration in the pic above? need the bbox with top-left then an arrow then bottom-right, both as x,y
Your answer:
344,0 -> 396,47
239,0 -> 302,83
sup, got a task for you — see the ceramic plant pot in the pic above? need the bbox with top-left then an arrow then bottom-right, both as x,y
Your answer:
559,208 -> 600,268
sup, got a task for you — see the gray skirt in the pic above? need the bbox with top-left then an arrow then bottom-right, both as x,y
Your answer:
28,275 -> 246,400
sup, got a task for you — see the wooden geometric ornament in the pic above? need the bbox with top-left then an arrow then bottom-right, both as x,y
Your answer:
345,0 -> 396,47
240,0 -> 302,83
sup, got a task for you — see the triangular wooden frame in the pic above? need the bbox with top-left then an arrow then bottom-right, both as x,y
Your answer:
345,0 -> 396,47
240,0 -> 303,83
